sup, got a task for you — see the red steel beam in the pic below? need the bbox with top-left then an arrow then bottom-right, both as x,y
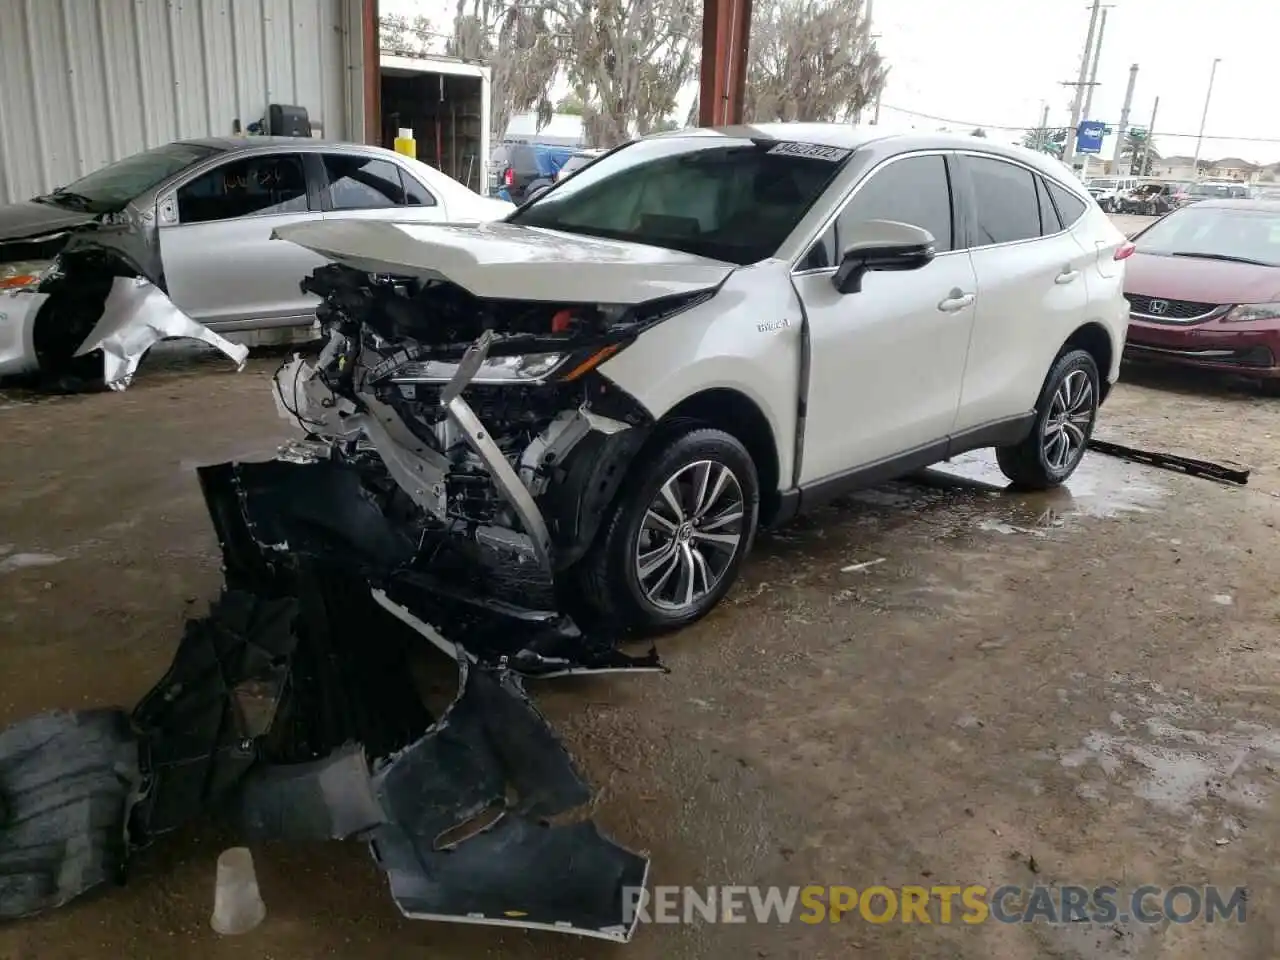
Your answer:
698,0 -> 753,127
362,0 -> 381,144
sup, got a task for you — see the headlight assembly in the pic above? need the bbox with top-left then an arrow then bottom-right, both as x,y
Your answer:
388,351 -> 571,385
386,345 -> 627,386
1222,302 -> 1280,324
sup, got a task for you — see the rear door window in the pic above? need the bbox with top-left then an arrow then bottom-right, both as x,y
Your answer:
834,153 -> 954,253
322,155 -> 406,210
176,153 -> 309,224
967,155 -> 1041,245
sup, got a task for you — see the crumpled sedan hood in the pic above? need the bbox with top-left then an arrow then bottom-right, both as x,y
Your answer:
273,219 -> 736,303
0,200 -> 98,245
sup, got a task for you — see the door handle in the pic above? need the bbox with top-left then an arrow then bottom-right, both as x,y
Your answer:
937,291 -> 975,313
1055,268 -> 1080,284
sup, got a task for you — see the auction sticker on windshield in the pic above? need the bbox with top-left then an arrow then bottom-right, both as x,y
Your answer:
767,142 -> 851,162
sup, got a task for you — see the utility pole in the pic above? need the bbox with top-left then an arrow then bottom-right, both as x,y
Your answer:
1062,0 -> 1103,167
1142,96 -> 1159,177
1082,8 -> 1107,121
1036,102 -> 1050,150
857,0 -> 878,125
1078,7 -> 1108,181
1111,63 -> 1139,173
1191,58 -> 1221,178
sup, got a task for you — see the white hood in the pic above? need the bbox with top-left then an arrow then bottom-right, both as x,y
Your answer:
272,220 -> 735,303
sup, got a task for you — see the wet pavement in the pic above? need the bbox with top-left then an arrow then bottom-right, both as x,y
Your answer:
2,356 -> 1279,959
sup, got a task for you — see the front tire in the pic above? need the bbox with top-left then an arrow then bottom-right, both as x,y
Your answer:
577,425 -> 759,632
996,348 -> 1100,490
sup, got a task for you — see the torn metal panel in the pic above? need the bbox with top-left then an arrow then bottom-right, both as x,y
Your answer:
74,276 -> 248,390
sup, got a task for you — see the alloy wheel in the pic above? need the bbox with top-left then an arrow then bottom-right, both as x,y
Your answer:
634,460 -> 745,611
1042,369 -> 1094,471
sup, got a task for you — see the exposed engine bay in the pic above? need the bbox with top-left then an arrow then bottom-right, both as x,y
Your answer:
272,261 -> 713,607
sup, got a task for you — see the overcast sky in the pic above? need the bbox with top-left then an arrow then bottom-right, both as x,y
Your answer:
384,0 -> 1280,164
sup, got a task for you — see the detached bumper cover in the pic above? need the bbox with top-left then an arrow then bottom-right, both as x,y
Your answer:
0,457 -> 658,939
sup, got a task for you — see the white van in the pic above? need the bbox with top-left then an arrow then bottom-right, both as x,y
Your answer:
1086,177 -> 1138,211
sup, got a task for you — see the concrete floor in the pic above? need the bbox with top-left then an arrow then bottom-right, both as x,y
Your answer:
1,350 -> 1279,959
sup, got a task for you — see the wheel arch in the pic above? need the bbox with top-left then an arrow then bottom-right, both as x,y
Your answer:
1063,321 -> 1114,402
661,387 -> 782,523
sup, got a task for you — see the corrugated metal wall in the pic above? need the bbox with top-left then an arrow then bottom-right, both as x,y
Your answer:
0,0 -> 355,204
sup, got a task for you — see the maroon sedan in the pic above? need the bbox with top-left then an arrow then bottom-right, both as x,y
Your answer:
1123,199 -> 1280,388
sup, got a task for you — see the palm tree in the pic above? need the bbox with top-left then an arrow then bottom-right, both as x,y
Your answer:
1121,132 -> 1159,175
1021,127 -> 1064,159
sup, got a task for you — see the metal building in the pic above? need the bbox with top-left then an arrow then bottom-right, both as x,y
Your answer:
0,0 -> 367,204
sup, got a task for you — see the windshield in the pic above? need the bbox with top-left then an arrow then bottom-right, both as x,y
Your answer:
1134,205 -> 1280,266
36,142 -> 221,212
508,136 -> 851,264
1089,179 -> 1117,189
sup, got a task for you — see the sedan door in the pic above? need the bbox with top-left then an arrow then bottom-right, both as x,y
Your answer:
158,151 -> 327,330
317,153 -> 448,224
950,154 -> 1092,432
792,152 -> 979,486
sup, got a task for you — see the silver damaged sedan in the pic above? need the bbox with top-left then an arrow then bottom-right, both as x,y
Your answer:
0,137 -> 513,389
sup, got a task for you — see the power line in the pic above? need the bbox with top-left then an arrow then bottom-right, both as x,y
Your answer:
876,103 -> 1280,145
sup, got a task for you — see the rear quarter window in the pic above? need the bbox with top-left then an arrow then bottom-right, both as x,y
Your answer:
1046,180 -> 1088,226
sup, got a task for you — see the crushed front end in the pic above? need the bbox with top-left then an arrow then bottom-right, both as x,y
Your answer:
265,259 -> 708,624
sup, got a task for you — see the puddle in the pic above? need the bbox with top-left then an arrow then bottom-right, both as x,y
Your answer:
1049,676 -> 1280,819
0,552 -> 65,574
927,448 -> 1168,522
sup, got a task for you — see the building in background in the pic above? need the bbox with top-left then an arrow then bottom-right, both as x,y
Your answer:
0,0 -> 490,203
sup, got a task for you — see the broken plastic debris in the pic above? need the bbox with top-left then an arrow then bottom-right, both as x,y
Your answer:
0,552 -> 64,574
841,558 -> 886,573
210,847 -> 266,935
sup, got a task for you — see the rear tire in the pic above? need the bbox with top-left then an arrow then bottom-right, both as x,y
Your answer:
576,425 -> 759,632
996,349 -> 1100,490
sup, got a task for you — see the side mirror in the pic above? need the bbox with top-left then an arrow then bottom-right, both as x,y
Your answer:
832,219 -> 936,295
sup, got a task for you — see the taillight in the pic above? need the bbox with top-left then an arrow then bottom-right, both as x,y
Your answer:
503,167 -> 514,187
1114,241 -> 1136,261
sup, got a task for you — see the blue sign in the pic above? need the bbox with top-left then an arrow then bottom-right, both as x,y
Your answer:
1076,121 -> 1106,155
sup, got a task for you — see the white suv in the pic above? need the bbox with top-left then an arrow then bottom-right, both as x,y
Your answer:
272,124 -> 1131,632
